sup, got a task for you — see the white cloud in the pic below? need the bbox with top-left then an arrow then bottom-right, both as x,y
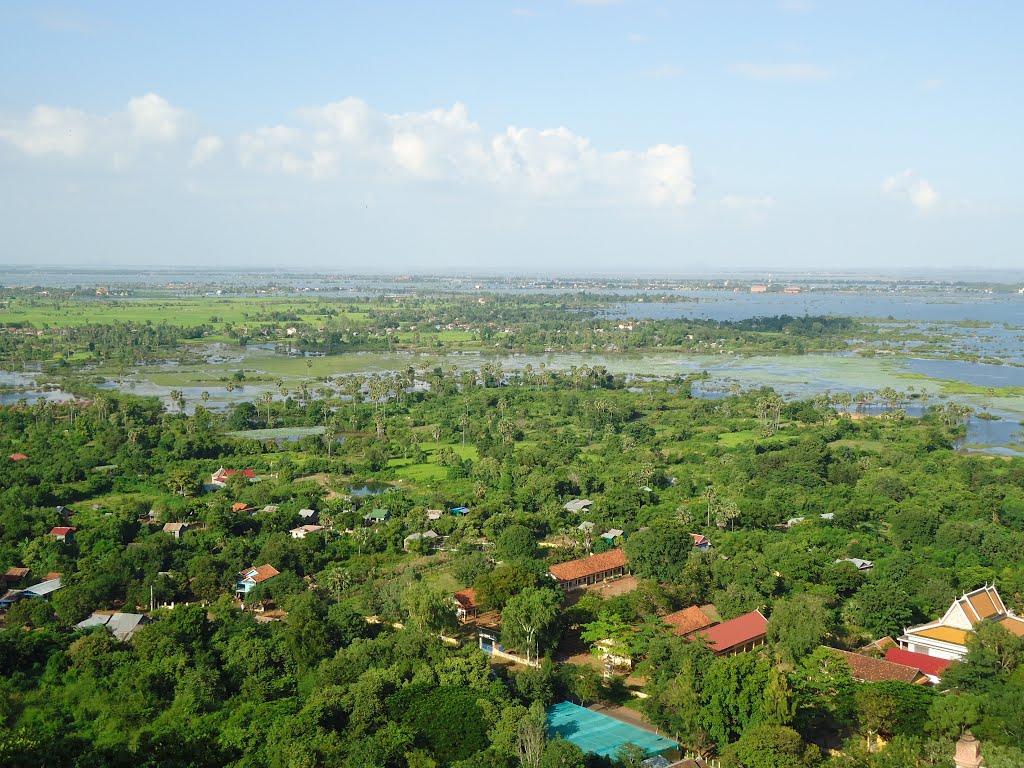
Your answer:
0,105 -> 94,157
127,94 -> 187,143
239,98 -> 695,208
190,135 -> 224,167
0,95 -> 694,209
0,93 -> 193,164
732,61 -> 833,81
882,170 -> 938,213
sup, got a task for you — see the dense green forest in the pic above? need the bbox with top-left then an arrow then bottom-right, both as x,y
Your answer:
2,362 -> 1024,767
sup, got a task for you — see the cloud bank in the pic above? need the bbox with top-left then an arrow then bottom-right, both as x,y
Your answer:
0,94 -> 695,209
0,93 -> 190,164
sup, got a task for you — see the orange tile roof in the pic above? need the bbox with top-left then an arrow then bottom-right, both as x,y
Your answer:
454,588 -> 479,610
996,616 -> 1024,637
240,564 -> 280,584
911,626 -> 970,645
549,549 -> 628,582
828,648 -> 924,684
965,591 -> 1001,621
232,502 -> 253,513
663,606 -> 714,636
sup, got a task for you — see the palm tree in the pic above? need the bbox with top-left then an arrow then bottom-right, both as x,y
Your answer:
261,391 -> 274,426
704,485 -> 717,528
323,423 -> 338,458
168,390 -> 183,413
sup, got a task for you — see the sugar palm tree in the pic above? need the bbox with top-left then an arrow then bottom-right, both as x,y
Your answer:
704,485 -> 717,528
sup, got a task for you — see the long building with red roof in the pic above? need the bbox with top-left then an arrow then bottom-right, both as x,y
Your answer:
548,549 -> 628,591
690,609 -> 768,655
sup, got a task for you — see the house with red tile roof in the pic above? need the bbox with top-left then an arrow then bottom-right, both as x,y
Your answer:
235,564 -> 280,597
211,467 -> 257,487
49,526 -> 77,543
548,549 -> 628,591
663,606 -> 714,636
231,502 -> 256,514
690,533 -> 711,551
454,588 -> 480,621
690,609 -> 768,655
826,647 -> 928,685
884,647 -> 952,684
9,453 -> 27,461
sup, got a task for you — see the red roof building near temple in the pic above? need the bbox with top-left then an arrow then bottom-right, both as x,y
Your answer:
885,647 -> 953,678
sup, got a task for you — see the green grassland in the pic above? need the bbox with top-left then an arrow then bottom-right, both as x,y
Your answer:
1,296 -> 375,327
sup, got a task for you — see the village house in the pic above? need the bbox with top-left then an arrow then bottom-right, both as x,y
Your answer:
835,557 -> 874,571
549,549 -> 629,591
49,526 -> 76,543
750,284 -> 768,293
162,522 -> 191,540
290,524 -> 325,539
600,528 -> 624,542
9,453 -> 27,461
0,576 -> 63,610
363,508 -> 390,525
3,567 -> 31,587
691,609 -> 768,655
210,467 -> 256,487
298,508 -> 318,523
453,587 -> 480,621
563,499 -> 593,513
426,509 -> 443,521
231,502 -> 255,514
898,585 -> 1024,662
235,565 -> 280,597
690,533 -> 711,552
403,530 -> 439,550
75,612 -> 149,642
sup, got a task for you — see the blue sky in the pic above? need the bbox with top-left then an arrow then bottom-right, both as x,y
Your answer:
1,1 -> 1021,273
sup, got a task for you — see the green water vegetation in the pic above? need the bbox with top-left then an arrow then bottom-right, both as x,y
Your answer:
2,359 -> 1024,767
0,288 -> 867,373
